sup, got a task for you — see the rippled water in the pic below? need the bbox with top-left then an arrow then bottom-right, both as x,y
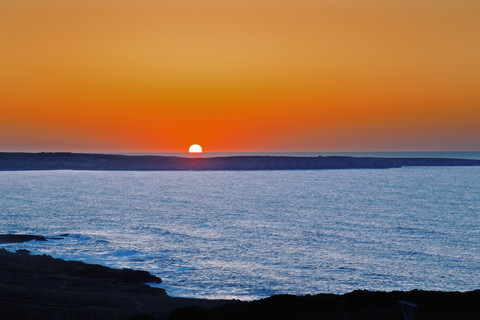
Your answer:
1,167 -> 479,300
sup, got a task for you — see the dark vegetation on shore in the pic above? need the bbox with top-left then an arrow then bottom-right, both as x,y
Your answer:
1,152 -> 480,171
1,234 -> 479,319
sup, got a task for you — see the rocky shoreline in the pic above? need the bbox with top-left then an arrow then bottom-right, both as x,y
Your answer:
0,234 -> 235,319
1,234 -> 479,319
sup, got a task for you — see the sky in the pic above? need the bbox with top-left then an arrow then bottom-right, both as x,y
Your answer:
1,0 -> 479,153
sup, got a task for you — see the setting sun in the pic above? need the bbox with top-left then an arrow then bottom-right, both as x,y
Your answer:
189,144 -> 202,153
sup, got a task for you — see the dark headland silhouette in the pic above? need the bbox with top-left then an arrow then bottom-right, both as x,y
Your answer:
1,152 -> 480,171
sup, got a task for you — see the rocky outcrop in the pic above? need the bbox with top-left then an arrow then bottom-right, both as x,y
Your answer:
169,290 -> 480,320
0,249 -> 232,320
0,234 -> 47,243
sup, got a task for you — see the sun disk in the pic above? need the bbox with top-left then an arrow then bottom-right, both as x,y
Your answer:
189,144 -> 203,153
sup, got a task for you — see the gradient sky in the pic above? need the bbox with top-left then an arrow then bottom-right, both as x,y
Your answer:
1,0 -> 479,152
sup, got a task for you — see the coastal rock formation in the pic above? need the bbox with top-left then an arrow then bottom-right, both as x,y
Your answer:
0,248 -> 231,320
169,290 -> 480,320
0,234 -> 47,243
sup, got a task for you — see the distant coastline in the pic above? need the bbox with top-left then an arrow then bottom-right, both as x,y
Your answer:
1,152 -> 480,171
118,151 -> 480,160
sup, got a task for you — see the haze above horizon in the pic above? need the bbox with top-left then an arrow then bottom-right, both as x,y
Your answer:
1,0 -> 479,153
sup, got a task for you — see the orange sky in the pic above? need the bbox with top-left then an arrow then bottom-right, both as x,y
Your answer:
1,0 -> 479,152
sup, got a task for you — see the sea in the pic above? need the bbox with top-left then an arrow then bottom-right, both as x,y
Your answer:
1,152 -> 479,300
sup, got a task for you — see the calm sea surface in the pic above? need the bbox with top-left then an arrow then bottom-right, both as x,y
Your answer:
1,164 -> 479,300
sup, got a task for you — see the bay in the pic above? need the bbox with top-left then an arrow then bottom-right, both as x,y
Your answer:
1,166 -> 479,300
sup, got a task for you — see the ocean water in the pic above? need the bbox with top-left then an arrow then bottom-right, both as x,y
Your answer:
1,166 -> 479,300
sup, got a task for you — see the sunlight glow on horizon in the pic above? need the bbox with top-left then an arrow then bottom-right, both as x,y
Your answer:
0,0 -> 479,152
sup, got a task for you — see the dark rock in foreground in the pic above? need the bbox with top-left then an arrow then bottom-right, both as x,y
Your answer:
170,290 -> 480,320
0,249 -> 231,320
1,152 -> 480,171
0,234 -> 47,243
